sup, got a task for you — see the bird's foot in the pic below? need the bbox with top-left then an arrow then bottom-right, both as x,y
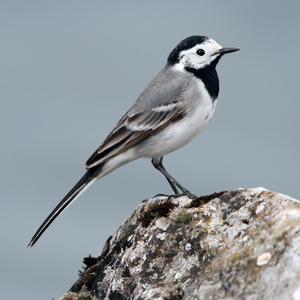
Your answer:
167,191 -> 197,200
152,190 -> 197,200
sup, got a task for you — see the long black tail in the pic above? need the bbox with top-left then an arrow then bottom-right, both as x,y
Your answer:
27,168 -> 99,247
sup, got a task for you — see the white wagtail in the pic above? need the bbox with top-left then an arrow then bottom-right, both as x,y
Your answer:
28,35 -> 239,247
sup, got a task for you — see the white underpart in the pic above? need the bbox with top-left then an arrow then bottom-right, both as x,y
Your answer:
92,77 -> 217,167
141,79 -> 217,158
173,38 -> 222,71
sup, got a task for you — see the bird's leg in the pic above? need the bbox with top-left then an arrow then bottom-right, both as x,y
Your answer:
151,157 -> 197,199
152,158 -> 179,194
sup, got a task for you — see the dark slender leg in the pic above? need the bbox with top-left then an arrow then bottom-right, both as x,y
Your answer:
152,158 -> 179,194
151,157 -> 197,199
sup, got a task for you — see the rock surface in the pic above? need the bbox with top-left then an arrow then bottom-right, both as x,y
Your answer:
61,188 -> 300,300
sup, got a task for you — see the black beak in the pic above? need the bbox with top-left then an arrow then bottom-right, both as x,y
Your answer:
219,47 -> 240,55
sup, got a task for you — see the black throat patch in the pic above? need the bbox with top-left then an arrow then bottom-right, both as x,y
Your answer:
185,64 -> 220,101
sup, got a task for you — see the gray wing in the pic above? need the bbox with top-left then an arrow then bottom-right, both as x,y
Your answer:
85,67 -> 191,169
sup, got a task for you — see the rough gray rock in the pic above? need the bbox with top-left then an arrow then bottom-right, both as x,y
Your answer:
61,188 -> 300,300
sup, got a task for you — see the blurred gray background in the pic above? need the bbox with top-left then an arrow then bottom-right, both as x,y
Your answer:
1,1 -> 299,299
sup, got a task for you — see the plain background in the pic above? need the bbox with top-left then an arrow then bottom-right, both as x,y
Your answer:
1,1 -> 299,299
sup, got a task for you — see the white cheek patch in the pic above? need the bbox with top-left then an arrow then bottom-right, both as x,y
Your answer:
176,38 -> 222,70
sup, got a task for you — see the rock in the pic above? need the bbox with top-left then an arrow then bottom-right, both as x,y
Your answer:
60,188 -> 300,300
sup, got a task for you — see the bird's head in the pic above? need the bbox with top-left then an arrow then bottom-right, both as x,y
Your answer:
167,35 -> 239,71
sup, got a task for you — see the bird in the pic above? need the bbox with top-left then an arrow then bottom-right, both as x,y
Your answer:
28,35 -> 239,247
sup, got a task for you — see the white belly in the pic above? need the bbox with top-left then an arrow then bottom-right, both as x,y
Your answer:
143,96 -> 217,158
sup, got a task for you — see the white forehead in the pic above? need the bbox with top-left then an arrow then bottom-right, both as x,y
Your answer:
180,38 -> 222,56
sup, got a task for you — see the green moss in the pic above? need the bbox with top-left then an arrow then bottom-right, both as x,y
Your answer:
174,211 -> 193,224
78,292 -> 92,300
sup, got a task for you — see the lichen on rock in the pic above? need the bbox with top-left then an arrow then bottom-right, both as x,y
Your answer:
61,188 -> 300,300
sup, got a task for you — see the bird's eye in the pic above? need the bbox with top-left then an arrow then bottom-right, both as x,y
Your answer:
196,49 -> 205,56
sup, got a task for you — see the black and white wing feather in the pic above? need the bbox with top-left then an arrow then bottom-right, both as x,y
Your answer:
85,102 -> 186,168
86,67 -> 191,169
